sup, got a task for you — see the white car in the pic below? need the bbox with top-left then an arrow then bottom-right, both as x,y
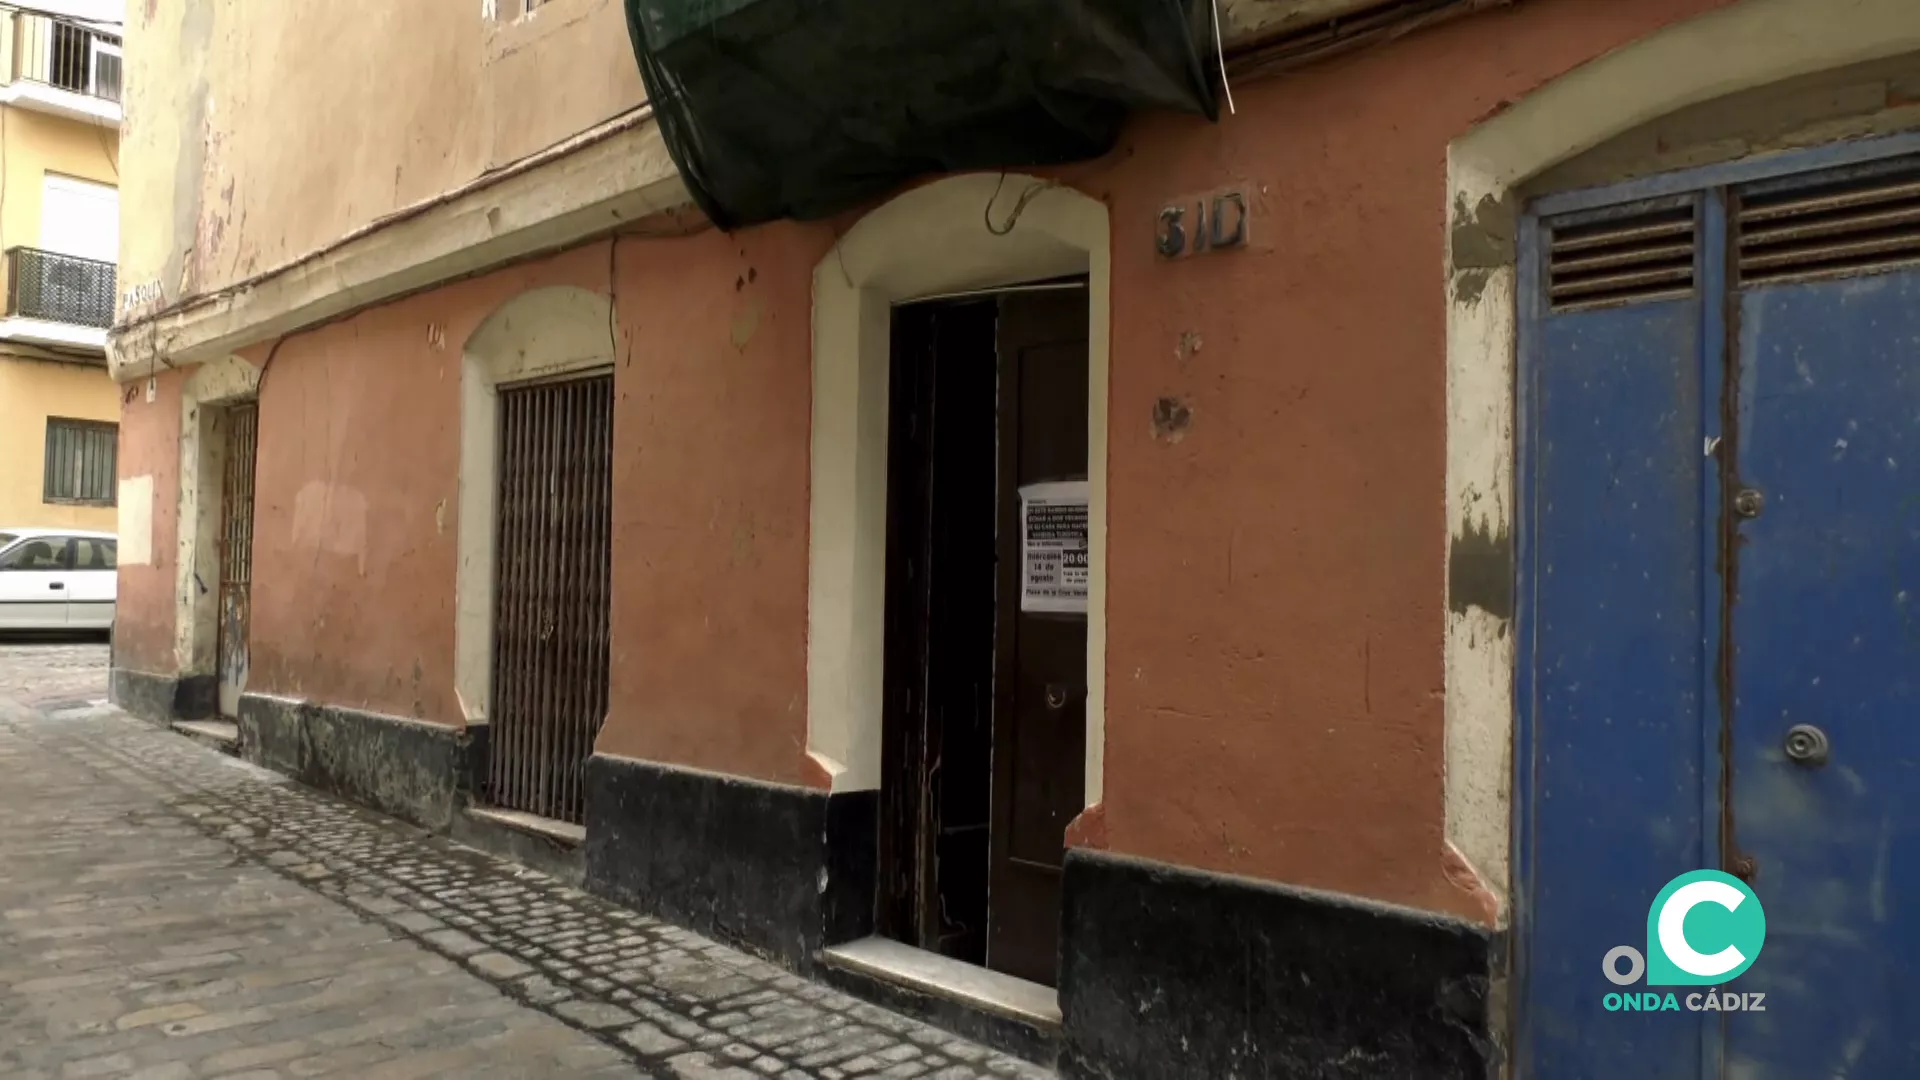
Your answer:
0,528 -> 117,631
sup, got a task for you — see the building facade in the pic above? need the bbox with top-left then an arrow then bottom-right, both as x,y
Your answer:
107,0 -> 1920,1076
0,1 -> 120,532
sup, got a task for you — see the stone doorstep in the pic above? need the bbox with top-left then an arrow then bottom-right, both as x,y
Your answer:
464,805 -> 588,847
820,938 -> 1061,1031
171,719 -> 241,755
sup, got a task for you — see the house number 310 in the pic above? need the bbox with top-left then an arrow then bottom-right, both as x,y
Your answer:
1156,190 -> 1249,259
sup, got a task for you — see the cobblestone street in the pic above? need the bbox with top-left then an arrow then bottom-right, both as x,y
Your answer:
0,644 -> 1050,1079
0,639 -> 111,708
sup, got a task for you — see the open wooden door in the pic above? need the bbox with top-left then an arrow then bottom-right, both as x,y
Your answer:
986,289 -> 1089,986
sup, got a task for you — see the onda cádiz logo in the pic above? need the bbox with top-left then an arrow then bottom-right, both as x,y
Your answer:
1600,870 -> 1768,1014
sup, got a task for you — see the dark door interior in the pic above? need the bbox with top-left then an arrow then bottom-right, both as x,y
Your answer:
879,284 -> 1089,987
880,298 -> 998,962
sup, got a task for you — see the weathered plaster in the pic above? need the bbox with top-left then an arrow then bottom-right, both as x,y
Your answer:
1531,51 -> 1920,195
806,173 -> 1112,800
587,226 -> 822,784
110,118 -> 685,383
112,367 -> 185,675
481,0 -> 646,168
110,0 -> 1420,389
115,0 -> 645,328
1442,0 -> 1920,912
117,475 -> 154,566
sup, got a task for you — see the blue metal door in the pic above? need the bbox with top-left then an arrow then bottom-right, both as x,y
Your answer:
1520,149 -> 1920,1078
1520,194 -> 1717,1079
1721,162 -> 1920,1077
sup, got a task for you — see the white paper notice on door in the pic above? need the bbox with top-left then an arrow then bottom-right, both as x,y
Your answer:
1018,480 -> 1090,614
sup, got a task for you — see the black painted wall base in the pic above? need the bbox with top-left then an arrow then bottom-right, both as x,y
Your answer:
110,667 -> 216,725
237,693 -> 471,832
1059,849 -> 1498,1080
583,754 -> 878,972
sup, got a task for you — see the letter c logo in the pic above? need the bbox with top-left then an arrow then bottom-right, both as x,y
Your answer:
1659,880 -> 1749,977
1645,870 -> 1766,986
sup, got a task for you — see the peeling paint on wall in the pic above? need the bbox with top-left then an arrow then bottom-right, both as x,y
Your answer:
1445,148 -> 1520,913
1448,190 -> 1517,307
730,301 -> 761,351
118,475 -> 155,565
1151,396 -> 1193,442
1174,330 -> 1202,365
168,0 -> 214,312
291,481 -> 370,576
1447,515 -> 1513,621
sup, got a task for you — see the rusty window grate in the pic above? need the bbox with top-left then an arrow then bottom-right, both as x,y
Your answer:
1548,205 -> 1697,311
218,403 -> 259,700
1737,162 -> 1920,286
219,405 -> 258,590
488,372 -> 613,826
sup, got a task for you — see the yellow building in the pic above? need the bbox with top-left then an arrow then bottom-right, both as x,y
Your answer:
0,1 -> 120,531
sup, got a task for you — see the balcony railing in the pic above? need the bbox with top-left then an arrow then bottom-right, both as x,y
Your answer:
6,247 -> 115,328
12,12 -> 121,103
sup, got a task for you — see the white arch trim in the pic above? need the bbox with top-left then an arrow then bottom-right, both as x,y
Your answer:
806,173 -> 1112,797
455,285 -> 616,725
1443,0 -> 1920,906
173,355 -> 262,676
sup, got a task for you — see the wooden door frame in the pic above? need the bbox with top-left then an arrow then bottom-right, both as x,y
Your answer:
804,172 -> 1112,814
986,287 -> 1089,984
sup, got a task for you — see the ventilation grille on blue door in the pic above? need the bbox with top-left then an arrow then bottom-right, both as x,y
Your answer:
1738,162 -> 1920,285
1548,205 -> 1697,311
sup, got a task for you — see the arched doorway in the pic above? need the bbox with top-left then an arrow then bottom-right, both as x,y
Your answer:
807,173 -> 1112,993
458,286 -> 617,827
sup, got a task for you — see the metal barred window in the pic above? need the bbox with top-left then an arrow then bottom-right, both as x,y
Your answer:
43,417 -> 116,506
15,13 -> 121,102
488,372 -> 614,825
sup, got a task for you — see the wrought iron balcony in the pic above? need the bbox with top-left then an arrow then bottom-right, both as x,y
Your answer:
12,11 -> 121,103
6,247 -> 116,329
